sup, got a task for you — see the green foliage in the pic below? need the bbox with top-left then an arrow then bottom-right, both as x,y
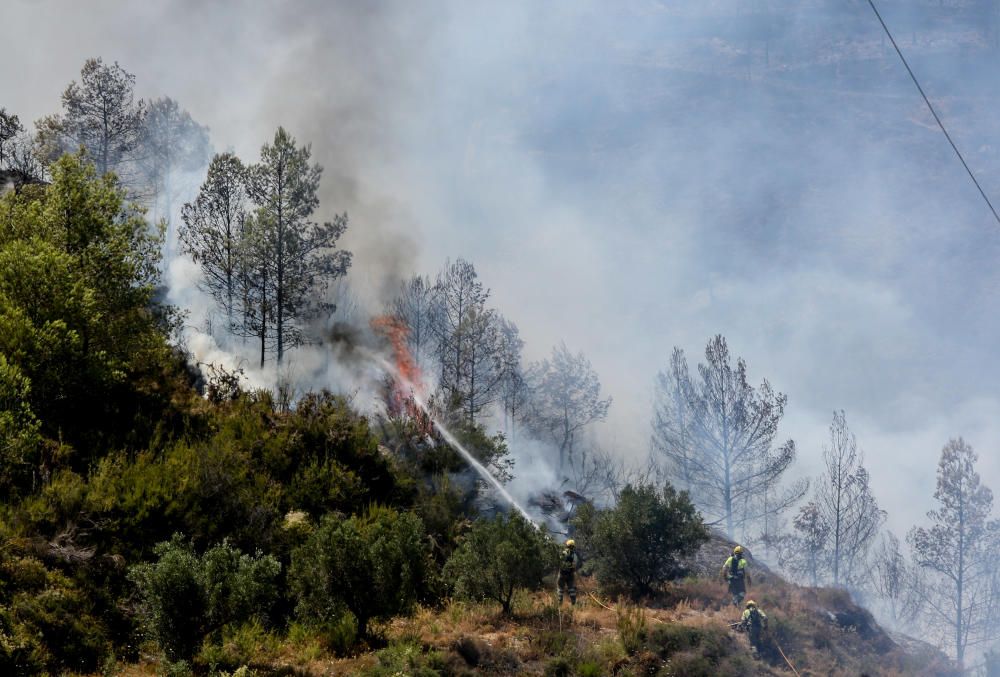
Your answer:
258,391 -> 414,517
129,535 -> 281,661
443,513 -> 556,615
533,630 -> 575,657
0,151 -> 182,466
0,354 -> 40,495
0,555 -> 110,675
290,506 -> 428,639
616,602 -> 647,655
574,483 -> 708,598
359,640 -> 448,677
197,619 -> 280,670
543,655 -> 573,677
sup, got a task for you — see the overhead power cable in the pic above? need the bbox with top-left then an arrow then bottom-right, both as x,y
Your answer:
865,0 -> 1000,228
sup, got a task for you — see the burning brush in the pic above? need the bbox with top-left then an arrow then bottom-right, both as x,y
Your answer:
370,315 -> 433,434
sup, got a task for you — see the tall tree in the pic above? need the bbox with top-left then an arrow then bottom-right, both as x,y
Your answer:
139,97 -> 210,233
458,304 -> 502,422
37,58 -> 146,179
247,127 -> 352,365
652,348 -> 698,492
655,335 -> 798,539
789,502 -> 829,587
816,411 -> 884,587
390,274 -> 440,372
871,532 -> 923,630
431,259 -> 497,419
0,108 -> 22,168
496,317 -> 528,442
179,153 -> 251,330
908,438 -> 1000,668
526,342 -> 611,474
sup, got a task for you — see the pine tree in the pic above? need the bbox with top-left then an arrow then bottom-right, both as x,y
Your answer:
908,438 -> 1000,668
37,58 -> 146,180
179,153 -> 251,330
246,127 -> 351,365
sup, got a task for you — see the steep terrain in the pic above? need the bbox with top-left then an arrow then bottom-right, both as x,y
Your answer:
109,535 -> 956,677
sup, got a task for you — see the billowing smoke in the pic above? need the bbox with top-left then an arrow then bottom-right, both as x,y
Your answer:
7,0 -> 1000,551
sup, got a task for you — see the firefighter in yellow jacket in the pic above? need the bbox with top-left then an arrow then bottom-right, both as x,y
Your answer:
720,545 -> 751,608
739,600 -> 768,655
557,539 -> 580,605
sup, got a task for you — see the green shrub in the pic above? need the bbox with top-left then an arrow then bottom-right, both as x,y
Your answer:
533,630 -> 575,656
544,655 -> 573,677
616,602 -> 647,655
320,610 -> 359,655
197,619 -> 279,669
647,624 -> 704,657
443,513 -> 556,615
290,506 -> 428,639
649,623 -> 736,663
359,640 -> 443,677
129,535 -> 281,661
0,556 -> 110,675
573,483 -> 708,599
661,652 -> 715,676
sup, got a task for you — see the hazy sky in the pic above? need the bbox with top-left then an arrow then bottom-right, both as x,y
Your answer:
6,0 -> 1000,536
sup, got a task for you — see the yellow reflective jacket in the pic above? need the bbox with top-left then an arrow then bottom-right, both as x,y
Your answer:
741,606 -> 767,629
721,555 -> 750,584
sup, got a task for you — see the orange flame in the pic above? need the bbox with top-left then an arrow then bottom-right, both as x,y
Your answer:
370,315 -> 426,422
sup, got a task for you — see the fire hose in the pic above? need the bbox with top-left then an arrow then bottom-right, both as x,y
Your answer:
775,641 -> 801,677
591,591 -> 799,674
728,622 -> 800,676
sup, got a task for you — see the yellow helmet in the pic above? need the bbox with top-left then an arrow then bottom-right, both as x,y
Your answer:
733,545 -> 743,555
746,600 -> 756,608
566,539 -> 575,548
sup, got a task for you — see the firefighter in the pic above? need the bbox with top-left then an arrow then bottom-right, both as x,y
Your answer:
557,539 -> 580,605
720,545 -> 751,608
739,600 -> 768,655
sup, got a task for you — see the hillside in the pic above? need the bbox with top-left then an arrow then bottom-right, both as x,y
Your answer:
105,545 -> 955,677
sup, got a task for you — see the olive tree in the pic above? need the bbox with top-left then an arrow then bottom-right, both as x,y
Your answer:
443,513 -> 556,615
573,483 -> 708,599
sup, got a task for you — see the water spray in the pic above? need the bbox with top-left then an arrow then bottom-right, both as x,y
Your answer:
363,348 -> 539,527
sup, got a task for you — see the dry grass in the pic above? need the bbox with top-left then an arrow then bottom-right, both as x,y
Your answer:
97,574 -> 959,676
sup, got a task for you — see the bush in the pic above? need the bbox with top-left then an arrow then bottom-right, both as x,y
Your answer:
289,506 -> 428,639
443,513 -> 556,615
616,602 -> 647,655
574,483 -> 708,598
129,535 -> 281,661
0,555 -> 110,675
358,640 -> 445,677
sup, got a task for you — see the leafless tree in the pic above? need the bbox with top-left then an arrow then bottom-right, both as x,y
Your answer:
657,335 -> 799,540
871,532 -> 924,630
390,274 -> 440,372
495,317 -> 528,441
138,97 -> 210,231
651,348 -> 698,492
908,438 -> 1000,669
777,501 -> 829,587
816,410 -> 885,587
525,342 -> 611,475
